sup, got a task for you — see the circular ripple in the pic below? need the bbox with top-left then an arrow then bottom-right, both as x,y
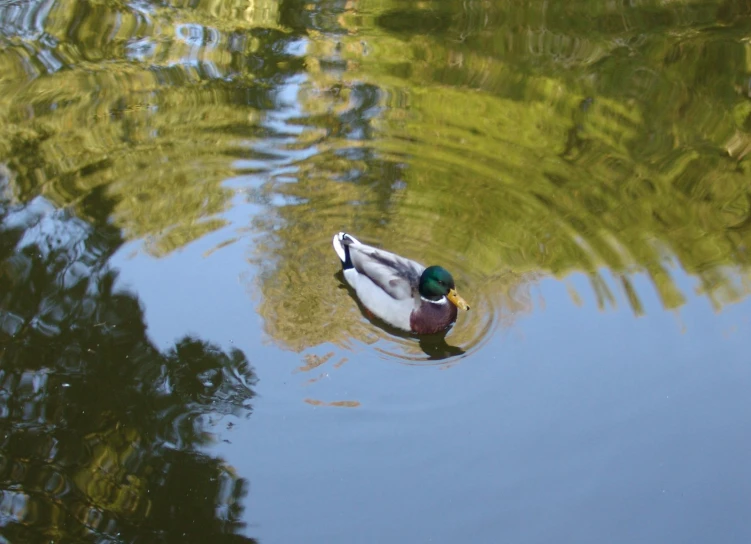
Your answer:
328,231 -> 522,364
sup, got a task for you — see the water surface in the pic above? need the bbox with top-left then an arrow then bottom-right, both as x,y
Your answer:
2,0 -> 751,542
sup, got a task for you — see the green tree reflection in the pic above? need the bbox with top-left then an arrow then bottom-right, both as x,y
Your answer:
249,0 -> 751,352
0,187 -> 257,542
2,0 -> 751,356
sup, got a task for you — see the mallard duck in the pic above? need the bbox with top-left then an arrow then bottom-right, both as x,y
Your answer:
332,232 -> 470,334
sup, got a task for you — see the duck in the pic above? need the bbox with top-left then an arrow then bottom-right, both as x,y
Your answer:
332,232 -> 470,334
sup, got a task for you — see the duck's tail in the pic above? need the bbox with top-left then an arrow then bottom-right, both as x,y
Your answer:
332,232 -> 359,270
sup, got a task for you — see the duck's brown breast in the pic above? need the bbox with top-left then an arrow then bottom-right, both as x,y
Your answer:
410,301 -> 458,334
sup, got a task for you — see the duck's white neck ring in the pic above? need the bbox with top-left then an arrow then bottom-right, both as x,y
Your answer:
421,295 -> 448,305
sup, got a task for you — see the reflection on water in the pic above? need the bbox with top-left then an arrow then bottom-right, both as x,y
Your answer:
249,0 -> 751,358
1,0 -> 751,539
0,190 -> 256,541
2,0 -> 751,361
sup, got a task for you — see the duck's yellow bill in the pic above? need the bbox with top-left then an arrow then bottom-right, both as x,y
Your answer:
447,288 -> 470,311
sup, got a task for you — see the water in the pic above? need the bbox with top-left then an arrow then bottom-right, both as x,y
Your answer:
2,0 -> 751,542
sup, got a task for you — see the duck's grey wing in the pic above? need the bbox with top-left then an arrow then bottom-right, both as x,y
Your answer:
348,243 -> 424,301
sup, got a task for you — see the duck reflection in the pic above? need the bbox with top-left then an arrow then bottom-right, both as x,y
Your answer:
336,270 -> 466,360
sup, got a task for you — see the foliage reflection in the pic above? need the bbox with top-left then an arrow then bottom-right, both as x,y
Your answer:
0,186 -> 256,542
1,0 -> 751,353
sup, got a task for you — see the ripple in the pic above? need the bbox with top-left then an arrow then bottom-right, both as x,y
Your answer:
249,52 -> 751,362
250,187 -> 534,364
334,231 -> 515,364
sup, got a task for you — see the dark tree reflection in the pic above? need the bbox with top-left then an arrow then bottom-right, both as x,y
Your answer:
0,187 -> 257,542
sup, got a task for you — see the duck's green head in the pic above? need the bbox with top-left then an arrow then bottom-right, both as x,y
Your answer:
419,266 -> 470,310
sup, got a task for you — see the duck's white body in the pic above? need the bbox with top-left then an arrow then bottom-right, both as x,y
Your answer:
333,232 -> 425,331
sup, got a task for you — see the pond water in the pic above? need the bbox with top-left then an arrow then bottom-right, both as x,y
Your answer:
2,0 -> 751,542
